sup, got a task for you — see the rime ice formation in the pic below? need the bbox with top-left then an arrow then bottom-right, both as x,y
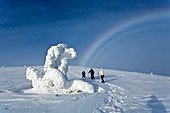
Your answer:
26,44 -> 94,94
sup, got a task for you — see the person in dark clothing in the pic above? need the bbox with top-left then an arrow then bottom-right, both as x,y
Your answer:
88,68 -> 95,80
82,71 -> 86,78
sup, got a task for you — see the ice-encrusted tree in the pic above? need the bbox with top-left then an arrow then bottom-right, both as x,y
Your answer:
26,44 -> 94,94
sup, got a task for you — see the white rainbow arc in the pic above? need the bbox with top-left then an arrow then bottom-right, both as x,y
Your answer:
80,9 -> 170,66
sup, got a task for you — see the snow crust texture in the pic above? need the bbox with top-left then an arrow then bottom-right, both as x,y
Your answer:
26,44 -> 94,94
1,66 -> 170,113
98,83 -> 127,113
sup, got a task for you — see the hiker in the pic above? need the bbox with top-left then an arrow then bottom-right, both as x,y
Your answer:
99,68 -> 105,83
88,68 -> 95,80
82,71 -> 86,78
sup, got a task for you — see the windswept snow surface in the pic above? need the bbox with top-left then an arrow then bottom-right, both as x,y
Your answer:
0,66 -> 170,113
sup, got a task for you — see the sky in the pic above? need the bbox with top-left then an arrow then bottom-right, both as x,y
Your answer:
0,0 -> 170,76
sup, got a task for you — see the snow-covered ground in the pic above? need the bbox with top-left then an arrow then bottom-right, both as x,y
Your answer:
0,66 -> 170,113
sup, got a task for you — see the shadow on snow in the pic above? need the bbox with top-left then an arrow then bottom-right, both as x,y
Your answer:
147,95 -> 167,113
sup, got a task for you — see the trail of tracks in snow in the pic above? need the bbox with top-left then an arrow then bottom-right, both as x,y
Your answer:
69,69 -> 128,113
98,82 -> 127,113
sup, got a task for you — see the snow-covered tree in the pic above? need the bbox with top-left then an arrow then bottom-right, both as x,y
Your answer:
26,44 -> 94,94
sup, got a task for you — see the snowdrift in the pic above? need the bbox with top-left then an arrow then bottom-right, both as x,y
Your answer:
26,44 -> 94,94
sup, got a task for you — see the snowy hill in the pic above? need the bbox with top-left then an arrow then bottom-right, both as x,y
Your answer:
0,66 -> 170,113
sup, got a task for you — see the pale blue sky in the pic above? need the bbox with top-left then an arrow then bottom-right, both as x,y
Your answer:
0,0 -> 170,75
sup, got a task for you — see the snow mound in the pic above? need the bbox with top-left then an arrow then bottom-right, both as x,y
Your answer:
26,44 -> 94,94
68,80 -> 94,93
